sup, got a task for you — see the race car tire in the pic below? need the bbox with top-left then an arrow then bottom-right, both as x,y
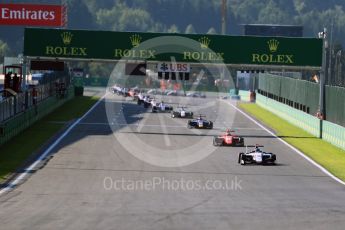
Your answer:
214,137 -> 223,146
240,141 -> 245,147
171,113 -> 176,118
271,155 -> 277,165
236,139 -> 245,147
187,121 -> 193,129
238,153 -> 245,165
209,122 -> 213,129
213,138 -> 219,146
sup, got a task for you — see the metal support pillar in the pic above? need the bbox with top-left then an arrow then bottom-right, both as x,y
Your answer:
318,28 -> 327,138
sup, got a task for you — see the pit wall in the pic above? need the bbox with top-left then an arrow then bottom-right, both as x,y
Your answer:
256,93 -> 345,150
0,88 -> 74,146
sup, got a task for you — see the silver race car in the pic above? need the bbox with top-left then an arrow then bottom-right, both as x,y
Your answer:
238,145 -> 276,165
187,115 -> 213,129
152,101 -> 173,113
171,107 -> 193,118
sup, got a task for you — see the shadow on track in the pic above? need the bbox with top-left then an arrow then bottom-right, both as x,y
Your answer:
240,135 -> 318,139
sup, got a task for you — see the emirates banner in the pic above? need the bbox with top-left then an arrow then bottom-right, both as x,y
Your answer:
0,4 -> 63,27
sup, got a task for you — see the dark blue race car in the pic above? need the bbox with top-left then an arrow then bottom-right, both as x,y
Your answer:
187,115 -> 213,129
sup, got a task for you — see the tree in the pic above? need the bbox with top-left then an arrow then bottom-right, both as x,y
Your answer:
96,2 -> 127,30
118,8 -> 153,31
96,2 -> 157,32
0,40 -> 10,58
4,0 -> 345,58
185,24 -> 196,34
231,0 -> 266,23
167,24 -> 180,33
88,63 -> 113,78
293,0 -> 306,15
207,27 -> 217,34
257,0 -> 290,24
67,0 -> 95,29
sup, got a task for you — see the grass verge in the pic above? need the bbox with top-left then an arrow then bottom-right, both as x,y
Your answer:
239,103 -> 345,182
0,96 -> 99,183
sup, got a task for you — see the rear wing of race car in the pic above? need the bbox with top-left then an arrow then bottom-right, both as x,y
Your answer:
222,128 -> 236,132
246,145 -> 264,147
245,145 -> 264,152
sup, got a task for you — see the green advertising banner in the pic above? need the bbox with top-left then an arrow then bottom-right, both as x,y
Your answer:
24,28 -> 322,67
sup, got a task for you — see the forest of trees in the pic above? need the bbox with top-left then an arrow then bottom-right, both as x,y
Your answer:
0,0 -> 345,84
2,0 -> 345,54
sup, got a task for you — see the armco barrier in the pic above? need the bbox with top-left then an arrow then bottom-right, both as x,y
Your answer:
258,73 -> 345,127
239,90 -> 251,102
323,121 -> 345,150
0,88 -> 74,146
256,93 -> 320,137
256,93 -> 345,151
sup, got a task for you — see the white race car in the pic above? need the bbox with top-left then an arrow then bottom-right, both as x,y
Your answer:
238,145 -> 276,165
171,107 -> 193,118
143,96 -> 152,108
152,101 -> 173,113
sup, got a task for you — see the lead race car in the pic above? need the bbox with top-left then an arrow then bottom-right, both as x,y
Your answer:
238,145 -> 276,165
213,129 -> 244,146
171,106 -> 193,118
187,115 -> 213,129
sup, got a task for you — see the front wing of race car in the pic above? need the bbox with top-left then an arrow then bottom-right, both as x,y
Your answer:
152,106 -> 173,113
171,111 -> 193,118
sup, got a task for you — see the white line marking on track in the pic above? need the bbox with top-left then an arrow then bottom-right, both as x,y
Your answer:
76,122 -> 262,130
136,112 -> 150,133
0,94 -> 107,196
226,100 -> 345,186
157,113 -> 171,146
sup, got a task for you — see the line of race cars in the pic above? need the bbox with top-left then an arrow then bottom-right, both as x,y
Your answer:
111,85 -> 277,165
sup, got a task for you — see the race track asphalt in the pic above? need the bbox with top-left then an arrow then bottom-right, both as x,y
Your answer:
0,87 -> 345,230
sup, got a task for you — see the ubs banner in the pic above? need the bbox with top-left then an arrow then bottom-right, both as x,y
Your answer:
0,4 -> 63,27
24,28 -> 323,68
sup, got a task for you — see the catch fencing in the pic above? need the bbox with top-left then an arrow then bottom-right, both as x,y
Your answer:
0,87 -> 74,146
258,73 -> 345,127
255,73 -> 345,150
0,81 -> 69,123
